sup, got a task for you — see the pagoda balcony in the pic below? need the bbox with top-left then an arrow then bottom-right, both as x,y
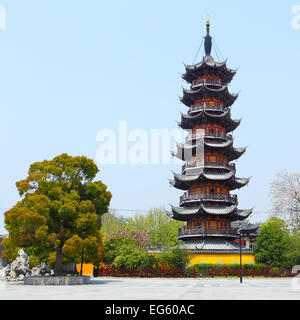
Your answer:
179,192 -> 238,205
178,226 -> 239,238
182,160 -> 236,173
191,78 -> 223,88
185,132 -> 233,142
188,103 -> 226,115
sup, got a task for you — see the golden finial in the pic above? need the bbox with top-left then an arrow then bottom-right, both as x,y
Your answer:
206,16 -> 210,26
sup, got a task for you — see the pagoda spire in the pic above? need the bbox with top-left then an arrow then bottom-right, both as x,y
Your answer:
204,17 -> 212,56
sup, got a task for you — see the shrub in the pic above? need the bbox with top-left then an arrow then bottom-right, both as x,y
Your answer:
158,246 -> 189,269
253,263 -> 267,269
254,218 -> 289,267
112,240 -> 149,269
268,267 -> 281,276
145,255 -> 159,269
242,264 -> 253,269
183,268 -> 194,277
224,264 -> 240,269
193,263 -> 215,270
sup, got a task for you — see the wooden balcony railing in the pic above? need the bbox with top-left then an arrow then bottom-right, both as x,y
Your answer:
182,160 -> 236,172
189,103 -> 225,114
185,132 -> 233,142
192,78 -> 223,87
178,226 -> 238,237
179,192 -> 237,204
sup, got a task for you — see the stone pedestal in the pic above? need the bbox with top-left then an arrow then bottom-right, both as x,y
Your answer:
24,276 -> 90,285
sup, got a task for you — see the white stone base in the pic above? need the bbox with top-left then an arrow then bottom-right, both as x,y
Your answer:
24,276 -> 90,285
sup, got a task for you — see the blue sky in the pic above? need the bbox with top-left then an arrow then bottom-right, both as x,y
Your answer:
1,0 -> 300,233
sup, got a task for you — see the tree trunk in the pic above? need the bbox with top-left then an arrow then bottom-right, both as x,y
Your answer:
80,249 -> 84,276
54,248 -> 64,276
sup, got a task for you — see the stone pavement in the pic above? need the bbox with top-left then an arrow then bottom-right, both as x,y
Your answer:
0,277 -> 299,300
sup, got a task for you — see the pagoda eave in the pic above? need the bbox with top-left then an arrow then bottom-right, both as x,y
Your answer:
182,57 -> 236,84
175,139 -> 233,151
170,172 -> 250,190
169,204 -> 252,221
172,143 -> 246,162
180,85 -> 238,107
178,110 -> 241,132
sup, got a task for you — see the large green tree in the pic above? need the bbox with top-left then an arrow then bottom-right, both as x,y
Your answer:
2,153 -> 111,275
283,231 -> 300,267
254,218 -> 290,267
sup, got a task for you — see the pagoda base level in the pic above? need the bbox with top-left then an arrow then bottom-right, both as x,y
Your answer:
189,252 -> 255,265
181,239 -> 256,265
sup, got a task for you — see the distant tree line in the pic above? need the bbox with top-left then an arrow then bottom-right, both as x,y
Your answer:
101,208 -> 184,249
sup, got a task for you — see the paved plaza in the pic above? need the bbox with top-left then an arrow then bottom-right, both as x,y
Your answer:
0,277 -> 300,300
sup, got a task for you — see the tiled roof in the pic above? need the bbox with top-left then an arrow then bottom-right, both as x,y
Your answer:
173,140 -> 246,162
169,204 -> 253,221
181,239 -> 253,254
180,85 -> 238,108
169,171 -> 250,191
178,109 -> 241,133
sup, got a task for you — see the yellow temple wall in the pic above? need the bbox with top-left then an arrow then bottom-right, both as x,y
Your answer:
76,263 -> 94,276
189,253 -> 256,265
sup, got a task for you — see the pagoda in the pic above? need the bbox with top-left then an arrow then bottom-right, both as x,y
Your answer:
168,19 -> 256,265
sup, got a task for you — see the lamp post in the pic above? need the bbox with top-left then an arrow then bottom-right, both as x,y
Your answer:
239,229 -> 243,283
238,222 -> 247,284
238,224 -> 259,284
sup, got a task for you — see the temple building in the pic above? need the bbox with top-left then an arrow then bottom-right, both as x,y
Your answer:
168,19 -> 257,265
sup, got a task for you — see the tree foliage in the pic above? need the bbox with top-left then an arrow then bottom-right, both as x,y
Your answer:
2,153 -> 111,275
103,235 -> 149,269
283,231 -> 300,267
101,208 -> 184,248
254,218 -> 290,267
112,239 -> 149,269
103,230 -> 189,270
158,246 -> 190,269
101,208 -> 186,270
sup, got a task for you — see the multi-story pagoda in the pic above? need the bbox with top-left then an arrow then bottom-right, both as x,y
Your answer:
168,19 -> 256,265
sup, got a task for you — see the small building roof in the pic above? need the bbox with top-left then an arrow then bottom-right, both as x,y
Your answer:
231,221 -> 260,237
